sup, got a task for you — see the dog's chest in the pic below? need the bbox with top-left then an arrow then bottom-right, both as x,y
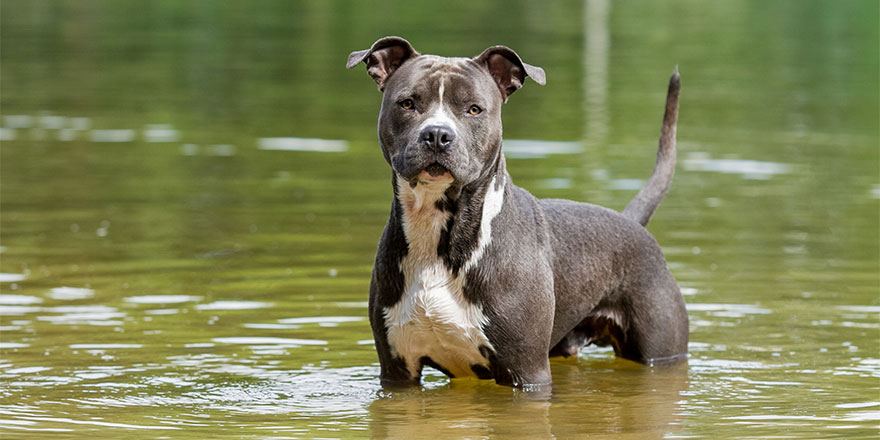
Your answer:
384,260 -> 491,378
382,177 -> 494,379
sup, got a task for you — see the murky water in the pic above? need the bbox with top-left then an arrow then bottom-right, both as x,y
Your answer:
1,1 -> 878,438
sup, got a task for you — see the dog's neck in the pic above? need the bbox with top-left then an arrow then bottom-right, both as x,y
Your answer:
393,154 -> 508,276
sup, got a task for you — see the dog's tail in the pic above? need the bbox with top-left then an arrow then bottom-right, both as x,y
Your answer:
622,67 -> 680,227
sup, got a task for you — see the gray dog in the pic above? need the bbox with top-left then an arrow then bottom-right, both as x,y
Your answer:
347,36 -> 688,389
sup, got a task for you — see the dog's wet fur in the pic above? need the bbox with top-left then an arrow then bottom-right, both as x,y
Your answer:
347,36 -> 688,389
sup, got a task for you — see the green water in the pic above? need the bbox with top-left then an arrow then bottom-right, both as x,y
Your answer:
1,0 -> 878,438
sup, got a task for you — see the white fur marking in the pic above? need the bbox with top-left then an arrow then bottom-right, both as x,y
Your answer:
464,175 -> 505,272
595,307 -> 628,332
419,76 -> 458,136
385,174 -> 494,379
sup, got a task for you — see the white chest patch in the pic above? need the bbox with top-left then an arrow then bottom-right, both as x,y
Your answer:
384,174 -> 505,379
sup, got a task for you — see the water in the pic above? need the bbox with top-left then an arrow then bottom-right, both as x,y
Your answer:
1,0 -> 878,438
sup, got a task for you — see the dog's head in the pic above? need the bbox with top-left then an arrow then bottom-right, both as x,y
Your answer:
347,36 -> 545,187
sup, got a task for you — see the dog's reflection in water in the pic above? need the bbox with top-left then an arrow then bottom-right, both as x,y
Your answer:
368,359 -> 688,439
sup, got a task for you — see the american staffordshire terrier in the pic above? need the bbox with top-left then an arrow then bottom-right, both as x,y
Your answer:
347,36 -> 688,389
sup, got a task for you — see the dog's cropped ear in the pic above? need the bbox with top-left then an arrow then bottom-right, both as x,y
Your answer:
474,46 -> 546,102
347,36 -> 420,91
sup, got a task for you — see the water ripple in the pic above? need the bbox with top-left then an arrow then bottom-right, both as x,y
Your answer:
0,295 -> 42,305
124,295 -> 203,304
212,337 -> 327,346
196,301 -> 271,311
47,287 -> 95,301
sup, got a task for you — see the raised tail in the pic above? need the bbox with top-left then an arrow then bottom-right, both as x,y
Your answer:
622,67 -> 680,226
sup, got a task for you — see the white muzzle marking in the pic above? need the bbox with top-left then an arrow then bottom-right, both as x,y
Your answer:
418,77 -> 458,137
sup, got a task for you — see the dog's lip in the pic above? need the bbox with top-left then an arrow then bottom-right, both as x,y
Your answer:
424,162 -> 449,177
394,158 -> 456,185
415,163 -> 453,185
397,162 -> 455,187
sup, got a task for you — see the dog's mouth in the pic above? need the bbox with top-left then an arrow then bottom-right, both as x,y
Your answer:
405,162 -> 454,187
424,162 -> 449,177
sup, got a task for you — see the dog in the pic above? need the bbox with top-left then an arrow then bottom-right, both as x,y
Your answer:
347,36 -> 688,389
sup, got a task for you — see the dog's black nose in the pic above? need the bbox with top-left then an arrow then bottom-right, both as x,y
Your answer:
420,125 -> 455,150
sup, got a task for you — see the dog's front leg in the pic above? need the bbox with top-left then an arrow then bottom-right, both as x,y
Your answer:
369,260 -> 422,387
479,269 -> 556,389
372,324 -> 420,386
489,351 -> 552,389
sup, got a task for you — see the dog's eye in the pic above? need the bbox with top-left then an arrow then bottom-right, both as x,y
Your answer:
399,99 -> 414,110
468,105 -> 483,116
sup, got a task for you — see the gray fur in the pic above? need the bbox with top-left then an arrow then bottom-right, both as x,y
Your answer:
348,37 -> 688,389
623,66 -> 680,226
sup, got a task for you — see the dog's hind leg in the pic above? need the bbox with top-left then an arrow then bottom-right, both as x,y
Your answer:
613,275 -> 689,365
